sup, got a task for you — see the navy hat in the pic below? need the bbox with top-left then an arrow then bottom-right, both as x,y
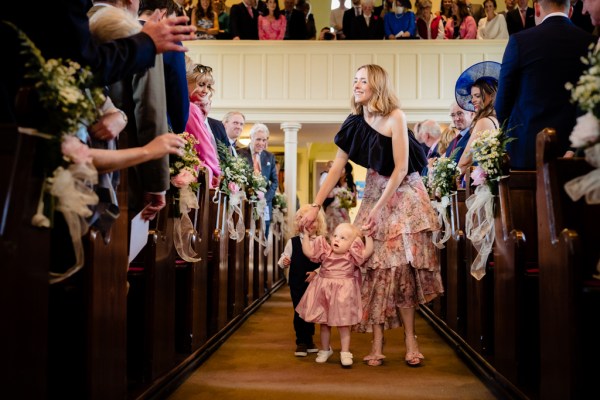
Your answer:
455,61 -> 501,112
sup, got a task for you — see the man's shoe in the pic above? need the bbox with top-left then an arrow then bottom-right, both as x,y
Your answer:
307,343 -> 319,353
294,344 -> 308,357
315,348 -> 334,363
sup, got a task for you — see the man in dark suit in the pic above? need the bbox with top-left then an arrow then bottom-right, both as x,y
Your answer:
229,0 -> 259,39
506,0 -> 536,34
571,0 -> 594,32
496,0 -> 596,170
419,119 -> 442,176
354,0 -> 385,39
342,0 -> 363,39
283,0 -> 308,39
237,123 -> 278,235
222,111 -> 246,157
445,102 -> 474,163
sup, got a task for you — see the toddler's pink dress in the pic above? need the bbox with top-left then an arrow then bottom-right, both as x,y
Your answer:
296,236 -> 364,327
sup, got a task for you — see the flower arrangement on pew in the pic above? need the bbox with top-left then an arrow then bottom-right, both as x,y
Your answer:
425,152 -> 460,249
170,132 -> 203,262
564,44 -> 600,205
271,192 -> 288,242
247,169 -> 268,246
465,127 -> 514,280
216,142 -> 252,241
8,22 -> 105,284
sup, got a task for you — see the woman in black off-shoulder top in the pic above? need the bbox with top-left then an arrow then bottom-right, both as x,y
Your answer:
301,64 -> 443,368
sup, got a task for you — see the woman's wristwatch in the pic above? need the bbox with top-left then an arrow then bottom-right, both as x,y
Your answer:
310,203 -> 321,209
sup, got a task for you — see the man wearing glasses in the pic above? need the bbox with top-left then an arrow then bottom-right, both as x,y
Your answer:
445,102 -> 474,163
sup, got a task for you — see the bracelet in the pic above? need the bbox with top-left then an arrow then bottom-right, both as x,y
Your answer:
310,203 -> 321,209
112,109 -> 128,124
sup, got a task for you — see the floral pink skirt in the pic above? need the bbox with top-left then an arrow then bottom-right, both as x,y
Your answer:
353,170 -> 444,333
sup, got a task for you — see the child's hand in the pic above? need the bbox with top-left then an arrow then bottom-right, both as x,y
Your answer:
282,255 -> 291,267
305,270 -> 317,282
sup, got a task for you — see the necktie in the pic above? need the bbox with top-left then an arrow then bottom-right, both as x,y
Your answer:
253,153 -> 261,174
247,5 -> 254,18
355,6 -> 361,16
520,9 -> 526,27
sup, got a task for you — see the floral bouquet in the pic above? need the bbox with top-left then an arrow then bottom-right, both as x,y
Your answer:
170,132 -> 203,262
468,128 -> 514,193
426,153 -> 459,249
464,127 -> 513,280
272,192 -> 288,214
564,44 -> 600,206
333,187 -> 355,210
248,170 -> 268,247
7,22 -> 104,284
216,142 -> 252,241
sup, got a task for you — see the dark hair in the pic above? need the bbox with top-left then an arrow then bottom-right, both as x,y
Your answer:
267,0 -> 282,19
439,0 -> 453,18
344,163 -> 356,193
455,0 -> 471,20
399,0 -> 413,8
139,0 -> 171,13
323,31 -> 336,40
483,0 -> 497,8
470,76 -> 498,129
195,0 -> 215,21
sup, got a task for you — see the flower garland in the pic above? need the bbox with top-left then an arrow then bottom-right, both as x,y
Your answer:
7,22 -> 105,284
270,192 -> 288,241
170,132 -> 203,262
425,152 -> 460,249
216,142 -> 252,242
565,45 -> 600,279
564,45 -> 600,205
248,168 -> 268,247
465,127 -> 514,280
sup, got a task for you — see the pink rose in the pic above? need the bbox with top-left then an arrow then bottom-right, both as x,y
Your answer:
228,181 -> 240,193
61,135 -> 92,164
471,166 -> 487,186
171,169 -> 196,188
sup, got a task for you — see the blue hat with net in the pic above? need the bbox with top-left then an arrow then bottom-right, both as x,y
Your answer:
455,61 -> 501,112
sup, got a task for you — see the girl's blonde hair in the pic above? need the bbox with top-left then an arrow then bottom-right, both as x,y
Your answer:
334,222 -> 362,241
351,64 -> 400,117
293,204 -> 327,236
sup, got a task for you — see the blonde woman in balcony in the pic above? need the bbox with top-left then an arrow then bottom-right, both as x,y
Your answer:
300,64 -> 442,367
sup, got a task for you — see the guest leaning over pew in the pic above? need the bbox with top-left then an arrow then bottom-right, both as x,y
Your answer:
300,64 -> 443,368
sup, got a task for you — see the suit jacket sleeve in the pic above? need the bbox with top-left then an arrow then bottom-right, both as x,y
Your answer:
162,50 -> 189,133
495,36 -> 519,128
229,4 -> 242,38
265,152 -> 278,203
343,10 -> 355,39
132,55 -> 170,193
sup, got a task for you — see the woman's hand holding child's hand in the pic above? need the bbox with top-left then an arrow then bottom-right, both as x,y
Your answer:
305,270 -> 317,283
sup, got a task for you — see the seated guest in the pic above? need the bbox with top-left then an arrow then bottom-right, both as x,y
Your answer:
259,0 -> 287,39
384,0 -> 417,39
415,0 -> 444,39
445,0 -> 477,39
355,0 -> 385,39
477,0 -> 508,39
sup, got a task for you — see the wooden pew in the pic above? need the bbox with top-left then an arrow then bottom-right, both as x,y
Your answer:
444,189 -> 468,336
175,170 -> 210,353
463,178 -> 494,357
227,198 -> 247,320
127,199 -> 177,385
492,170 -> 539,393
206,189 -> 228,336
536,129 -> 600,400
0,125 -> 50,400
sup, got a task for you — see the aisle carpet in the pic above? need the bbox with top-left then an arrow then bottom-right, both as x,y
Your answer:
168,286 -> 498,400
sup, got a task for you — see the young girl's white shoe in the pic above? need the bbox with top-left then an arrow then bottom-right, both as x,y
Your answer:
340,351 -> 353,367
315,348 -> 334,363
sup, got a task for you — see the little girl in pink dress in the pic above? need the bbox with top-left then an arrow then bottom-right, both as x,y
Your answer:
296,223 -> 374,367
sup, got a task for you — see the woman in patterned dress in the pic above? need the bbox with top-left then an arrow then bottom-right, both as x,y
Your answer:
300,64 -> 443,367
192,0 -> 219,40
258,0 -> 287,40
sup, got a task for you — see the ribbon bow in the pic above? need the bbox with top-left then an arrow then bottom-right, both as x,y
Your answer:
465,185 -> 495,280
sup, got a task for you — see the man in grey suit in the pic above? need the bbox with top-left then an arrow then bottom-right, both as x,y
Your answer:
495,0 -> 595,170
237,123 -> 278,235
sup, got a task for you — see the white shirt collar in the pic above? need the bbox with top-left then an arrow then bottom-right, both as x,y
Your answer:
542,12 -> 569,23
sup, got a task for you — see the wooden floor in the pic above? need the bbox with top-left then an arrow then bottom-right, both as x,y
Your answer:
167,286 -> 501,400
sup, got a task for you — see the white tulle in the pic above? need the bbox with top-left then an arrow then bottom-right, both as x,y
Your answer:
48,162 -> 99,284
173,186 -> 201,262
431,195 -> 451,249
465,185 -> 495,280
227,190 -> 246,242
564,142 -> 600,205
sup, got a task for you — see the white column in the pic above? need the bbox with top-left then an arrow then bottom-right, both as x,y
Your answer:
280,122 -> 301,233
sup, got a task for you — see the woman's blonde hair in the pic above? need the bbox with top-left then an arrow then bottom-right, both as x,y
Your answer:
89,6 -> 142,43
184,57 -> 215,94
438,125 -> 458,155
350,64 -> 400,117
292,204 -> 327,236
